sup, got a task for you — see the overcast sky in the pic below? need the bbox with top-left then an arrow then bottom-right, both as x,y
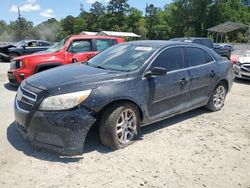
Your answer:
0,0 -> 172,25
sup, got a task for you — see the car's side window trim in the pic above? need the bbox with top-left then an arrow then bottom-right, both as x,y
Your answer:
185,46 -> 216,68
143,45 -> 188,76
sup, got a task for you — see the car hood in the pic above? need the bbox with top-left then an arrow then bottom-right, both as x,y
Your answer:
14,51 -> 55,60
238,56 -> 250,64
26,63 -> 128,95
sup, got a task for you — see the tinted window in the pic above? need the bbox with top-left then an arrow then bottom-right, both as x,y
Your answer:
193,39 -> 202,45
27,41 -> 37,47
39,42 -> 50,46
186,47 -> 214,67
201,39 -> 213,48
96,39 -> 116,51
68,40 -> 91,53
153,47 -> 185,72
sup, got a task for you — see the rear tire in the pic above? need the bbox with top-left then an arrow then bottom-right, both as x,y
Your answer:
205,83 -> 227,112
99,102 -> 140,150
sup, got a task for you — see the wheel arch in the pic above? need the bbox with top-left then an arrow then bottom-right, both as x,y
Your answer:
34,62 -> 63,73
97,99 -> 145,122
217,79 -> 229,91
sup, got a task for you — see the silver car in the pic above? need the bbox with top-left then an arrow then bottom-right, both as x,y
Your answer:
234,52 -> 250,80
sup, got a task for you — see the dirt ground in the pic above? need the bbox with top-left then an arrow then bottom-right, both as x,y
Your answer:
0,62 -> 249,188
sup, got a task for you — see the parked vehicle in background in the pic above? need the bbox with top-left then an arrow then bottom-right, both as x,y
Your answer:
14,41 -> 234,155
7,35 -> 124,85
170,37 -> 232,59
0,40 -> 52,61
0,42 -> 14,61
8,40 -> 52,60
233,51 -> 250,80
230,50 -> 250,64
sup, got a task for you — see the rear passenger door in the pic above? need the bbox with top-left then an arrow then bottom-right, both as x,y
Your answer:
185,46 -> 218,106
146,46 -> 190,118
94,39 -> 117,52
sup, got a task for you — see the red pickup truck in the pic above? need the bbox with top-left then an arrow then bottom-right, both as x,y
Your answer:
8,35 -> 124,85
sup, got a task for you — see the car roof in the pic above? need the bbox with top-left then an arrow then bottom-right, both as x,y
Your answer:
23,40 -> 50,43
69,35 -> 123,40
170,37 -> 209,41
124,40 -> 205,49
125,40 -> 223,61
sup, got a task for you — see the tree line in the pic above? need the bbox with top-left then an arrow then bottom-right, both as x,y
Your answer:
0,0 -> 249,43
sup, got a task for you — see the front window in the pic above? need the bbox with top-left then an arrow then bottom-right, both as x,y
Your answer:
46,38 -> 67,53
87,43 -> 157,72
14,40 -> 27,47
67,40 -> 91,53
152,47 -> 185,72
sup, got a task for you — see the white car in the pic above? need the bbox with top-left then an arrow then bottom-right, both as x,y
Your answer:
234,51 -> 250,80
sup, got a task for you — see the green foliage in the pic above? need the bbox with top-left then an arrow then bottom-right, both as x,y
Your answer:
0,0 -> 249,42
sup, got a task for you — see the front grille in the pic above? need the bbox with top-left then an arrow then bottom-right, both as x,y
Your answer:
16,86 -> 37,113
242,64 -> 250,72
8,77 -> 17,84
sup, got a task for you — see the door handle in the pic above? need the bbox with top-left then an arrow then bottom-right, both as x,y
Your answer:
179,78 -> 188,85
210,70 -> 216,78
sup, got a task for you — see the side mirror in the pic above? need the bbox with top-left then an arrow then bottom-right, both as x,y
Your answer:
21,45 -> 26,49
144,67 -> 167,78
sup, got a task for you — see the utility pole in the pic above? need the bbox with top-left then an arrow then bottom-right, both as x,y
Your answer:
18,6 -> 22,40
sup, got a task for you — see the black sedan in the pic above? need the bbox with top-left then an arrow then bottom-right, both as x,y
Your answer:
14,41 -> 234,155
7,40 -> 51,60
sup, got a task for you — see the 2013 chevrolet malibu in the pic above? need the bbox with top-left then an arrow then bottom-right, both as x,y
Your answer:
15,41 -> 234,155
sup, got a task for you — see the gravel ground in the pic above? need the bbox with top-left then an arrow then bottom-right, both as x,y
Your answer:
0,62 -> 249,188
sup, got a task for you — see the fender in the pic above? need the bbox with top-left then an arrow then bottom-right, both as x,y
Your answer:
34,62 -> 63,73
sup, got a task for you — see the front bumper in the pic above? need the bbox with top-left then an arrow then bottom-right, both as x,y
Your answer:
15,104 -> 96,155
234,65 -> 250,80
7,71 -> 20,85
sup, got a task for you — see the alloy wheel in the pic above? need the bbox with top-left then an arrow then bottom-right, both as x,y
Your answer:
116,109 -> 137,144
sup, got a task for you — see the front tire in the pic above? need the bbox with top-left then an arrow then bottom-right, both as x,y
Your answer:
99,103 -> 140,150
205,83 -> 228,111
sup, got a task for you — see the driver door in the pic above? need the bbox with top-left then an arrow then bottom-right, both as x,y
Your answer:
65,39 -> 96,63
146,46 -> 190,118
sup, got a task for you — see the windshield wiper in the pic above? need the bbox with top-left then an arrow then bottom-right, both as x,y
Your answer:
87,63 -> 107,70
94,65 -> 107,70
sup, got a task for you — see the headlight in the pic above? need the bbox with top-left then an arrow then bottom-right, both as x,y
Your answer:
39,90 -> 91,111
19,60 -> 23,68
10,61 -> 16,69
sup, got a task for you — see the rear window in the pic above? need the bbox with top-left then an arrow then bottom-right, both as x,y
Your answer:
186,47 -> 214,67
39,42 -> 50,46
96,39 -> 116,51
201,39 -> 213,48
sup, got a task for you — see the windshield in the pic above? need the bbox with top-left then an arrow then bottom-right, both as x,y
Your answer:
46,38 -> 66,53
14,40 -> 27,47
88,43 -> 157,72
